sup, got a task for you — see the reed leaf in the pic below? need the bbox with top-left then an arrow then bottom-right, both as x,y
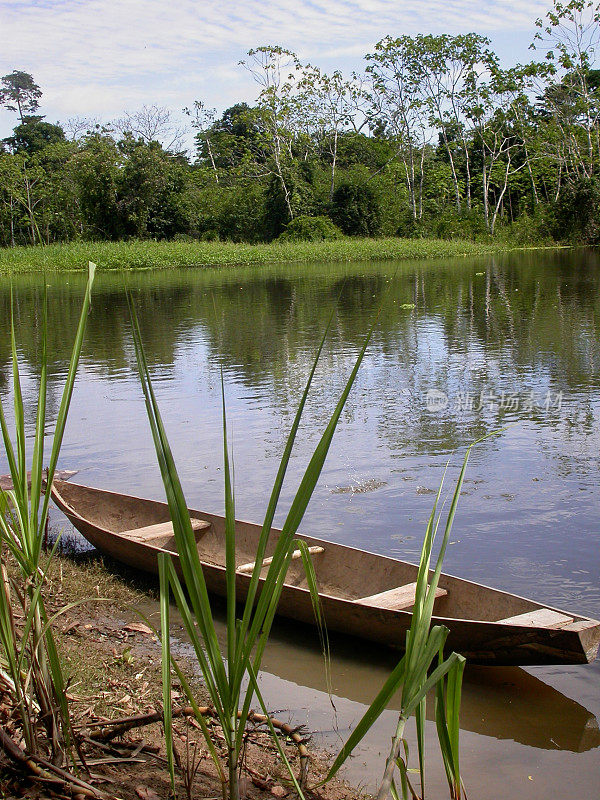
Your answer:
159,554 -> 175,789
128,292 -> 376,799
325,443 -> 479,799
0,261 -> 95,763
435,651 -> 466,800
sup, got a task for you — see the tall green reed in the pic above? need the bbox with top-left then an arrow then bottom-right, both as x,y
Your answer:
324,449 -> 477,800
0,262 -> 95,761
130,285 -> 471,800
129,292 -> 374,799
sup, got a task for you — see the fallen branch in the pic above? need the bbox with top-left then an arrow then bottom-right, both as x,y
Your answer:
0,724 -> 106,798
87,704 -> 310,786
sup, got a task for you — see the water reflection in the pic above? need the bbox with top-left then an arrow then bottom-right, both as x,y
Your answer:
3,249 -> 599,798
1,251 -> 599,589
200,601 -> 600,754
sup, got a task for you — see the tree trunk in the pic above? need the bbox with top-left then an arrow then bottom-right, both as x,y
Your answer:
482,164 -> 489,231
462,137 -> 472,210
441,130 -> 461,212
23,170 -> 36,246
205,138 -> 219,184
490,160 -> 511,236
329,128 -> 338,201
10,194 -> 16,247
418,143 -> 425,220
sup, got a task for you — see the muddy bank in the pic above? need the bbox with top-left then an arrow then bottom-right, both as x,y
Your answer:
0,549 -> 365,800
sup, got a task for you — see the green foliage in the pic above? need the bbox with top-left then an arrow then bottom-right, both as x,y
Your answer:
129,291 -> 373,799
183,175 -> 266,242
334,132 -> 395,170
264,171 -> 316,239
427,208 -> 490,241
118,137 -> 188,239
278,214 -> 342,241
196,103 -> 267,168
553,178 -> 600,244
3,117 -> 66,156
71,133 -> 124,240
0,237 -> 505,274
0,263 -> 95,761
0,71 -> 42,122
330,182 -> 382,236
499,209 -> 554,245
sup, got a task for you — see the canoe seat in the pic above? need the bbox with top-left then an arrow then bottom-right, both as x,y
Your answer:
498,608 -> 573,628
237,545 -> 325,575
123,517 -> 211,543
355,582 -> 447,611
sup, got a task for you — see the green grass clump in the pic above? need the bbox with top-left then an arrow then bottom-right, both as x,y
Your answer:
0,236 -> 510,274
0,263 -> 95,764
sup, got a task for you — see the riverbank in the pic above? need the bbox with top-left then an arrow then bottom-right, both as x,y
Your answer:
0,236 -> 531,274
0,548 -> 363,800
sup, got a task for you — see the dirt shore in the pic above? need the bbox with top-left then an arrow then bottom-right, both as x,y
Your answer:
0,549 -> 367,800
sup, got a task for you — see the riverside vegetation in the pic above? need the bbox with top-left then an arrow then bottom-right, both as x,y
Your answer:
1,1 -> 599,252
0,265 -> 473,799
0,236 -> 508,274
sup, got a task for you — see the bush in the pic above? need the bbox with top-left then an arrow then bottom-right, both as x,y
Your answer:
499,209 -> 553,246
278,215 -> 342,241
430,208 -> 490,241
395,211 -> 428,239
263,171 -> 316,240
552,178 -> 600,244
330,182 -> 381,237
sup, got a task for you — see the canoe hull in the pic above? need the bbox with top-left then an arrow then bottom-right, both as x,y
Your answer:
50,481 -> 600,667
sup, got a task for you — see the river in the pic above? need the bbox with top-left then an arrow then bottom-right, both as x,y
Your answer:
1,247 -> 599,797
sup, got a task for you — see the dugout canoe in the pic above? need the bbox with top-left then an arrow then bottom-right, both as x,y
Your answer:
50,479 -> 600,666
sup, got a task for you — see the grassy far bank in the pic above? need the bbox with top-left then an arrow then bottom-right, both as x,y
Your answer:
0,235 -> 530,274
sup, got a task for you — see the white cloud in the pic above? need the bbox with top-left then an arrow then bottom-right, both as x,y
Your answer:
0,0 -> 549,138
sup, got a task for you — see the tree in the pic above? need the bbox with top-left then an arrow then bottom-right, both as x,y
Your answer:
407,34 -> 499,212
70,133 -> 124,239
63,115 -> 102,140
241,46 -> 299,222
330,182 -> 381,235
0,70 -> 42,123
192,103 -> 267,172
365,36 -> 431,221
470,64 -> 544,234
185,100 -> 220,182
296,64 -> 358,199
532,0 -> 600,180
112,104 -> 185,152
118,136 -> 188,238
3,117 -> 66,156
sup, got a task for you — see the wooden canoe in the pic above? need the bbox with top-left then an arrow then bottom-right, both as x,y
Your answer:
50,479 -> 600,667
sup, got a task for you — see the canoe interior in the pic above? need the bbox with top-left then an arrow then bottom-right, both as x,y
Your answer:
51,480 -> 593,628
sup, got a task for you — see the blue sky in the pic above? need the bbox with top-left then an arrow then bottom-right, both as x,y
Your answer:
0,0 -> 551,145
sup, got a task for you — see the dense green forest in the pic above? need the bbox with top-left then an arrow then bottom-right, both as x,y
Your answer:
1,1 -> 599,249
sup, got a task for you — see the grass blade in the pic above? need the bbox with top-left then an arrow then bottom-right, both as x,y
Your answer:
159,554 -> 176,794
220,374 -> 237,681
29,285 -> 47,536
38,261 -> 96,550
